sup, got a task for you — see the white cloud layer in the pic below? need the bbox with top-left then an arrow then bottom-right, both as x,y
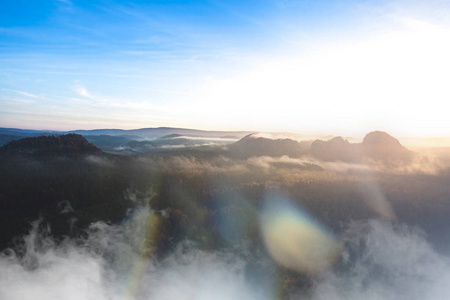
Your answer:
1,206 -> 450,300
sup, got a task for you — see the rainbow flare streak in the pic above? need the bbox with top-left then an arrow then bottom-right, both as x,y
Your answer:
259,193 -> 342,275
118,207 -> 162,300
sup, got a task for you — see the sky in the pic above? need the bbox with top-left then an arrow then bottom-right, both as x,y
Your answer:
1,0 -> 450,137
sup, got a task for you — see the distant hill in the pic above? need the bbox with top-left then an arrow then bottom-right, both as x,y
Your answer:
0,128 -> 63,146
70,127 -> 255,139
0,128 -> 415,163
126,137 -> 199,152
0,128 -> 62,137
125,135 -> 237,153
228,131 -> 414,163
227,133 -> 312,158
362,131 -> 413,161
83,135 -> 135,151
310,131 -> 414,163
0,127 -> 256,152
0,134 -> 131,250
310,136 -> 359,162
0,134 -> 102,159
160,133 -> 184,139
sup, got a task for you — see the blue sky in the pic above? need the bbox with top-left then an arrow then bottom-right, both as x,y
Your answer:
1,0 -> 450,136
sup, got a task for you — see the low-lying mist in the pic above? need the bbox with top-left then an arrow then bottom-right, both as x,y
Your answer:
2,203 -> 450,300
148,150 -> 446,176
0,206 -> 269,300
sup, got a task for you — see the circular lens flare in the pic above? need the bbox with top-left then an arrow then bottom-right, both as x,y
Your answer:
260,193 -> 342,275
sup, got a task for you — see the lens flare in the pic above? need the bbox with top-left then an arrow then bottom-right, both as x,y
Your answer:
118,207 -> 162,300
212,192 -> 257,244
259,193 -> 342,275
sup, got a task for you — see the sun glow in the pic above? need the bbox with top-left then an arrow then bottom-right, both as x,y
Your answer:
185,17 -> 450,137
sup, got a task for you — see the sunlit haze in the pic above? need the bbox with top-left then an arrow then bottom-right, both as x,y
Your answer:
1,0 -> 450,137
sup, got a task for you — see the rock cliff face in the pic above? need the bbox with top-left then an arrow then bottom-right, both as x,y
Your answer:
0,134 -> 102,159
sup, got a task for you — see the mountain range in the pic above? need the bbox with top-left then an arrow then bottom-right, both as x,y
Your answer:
0,127 -> 256,153
0,128 -> 415,166
226,131 -> 413,164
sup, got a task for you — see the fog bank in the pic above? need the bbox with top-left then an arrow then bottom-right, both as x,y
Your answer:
1,207 -> 449,300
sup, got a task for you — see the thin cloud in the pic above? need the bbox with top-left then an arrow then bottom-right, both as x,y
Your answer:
2,89 -> 41,99
72,83 -> 93,99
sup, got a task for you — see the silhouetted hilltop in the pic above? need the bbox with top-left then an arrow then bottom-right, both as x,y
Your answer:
362,131 -> 400,147
70,127 -> 254,139
0,134 -> 102,159
362,131 -> 413,161
310,131 -> 414,163
228,134 -> 311,158
84,135 -> 134,151
0,128 -> 63,146
160,133 -> 184,139
0,134 -> 131,249
228,131 -> 414,164
311,136 -> 360,162
0,127 -> 255,152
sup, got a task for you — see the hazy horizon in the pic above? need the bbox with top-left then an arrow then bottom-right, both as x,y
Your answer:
4,126 -> 450,147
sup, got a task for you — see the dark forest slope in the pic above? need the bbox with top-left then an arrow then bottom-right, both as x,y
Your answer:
0,134 -> 101,159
